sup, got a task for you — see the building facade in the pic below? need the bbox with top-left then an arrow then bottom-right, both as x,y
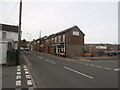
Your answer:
33,26 -> 85,57
0,24 -> 18,64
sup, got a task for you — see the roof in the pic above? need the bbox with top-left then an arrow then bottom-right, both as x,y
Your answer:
35,25 -> 85,42
46,34 -> 55,39
55,25 -> 85,36
0,23 -> 18,33
36,36 -> 47,41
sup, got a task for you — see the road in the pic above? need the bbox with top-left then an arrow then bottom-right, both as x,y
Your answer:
21,51 -> 118,88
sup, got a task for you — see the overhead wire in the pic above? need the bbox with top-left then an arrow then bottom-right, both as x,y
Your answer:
5,0 -> 19,22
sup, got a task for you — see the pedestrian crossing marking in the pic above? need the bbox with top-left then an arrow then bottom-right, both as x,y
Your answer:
17,72 -> 21,75
16,76 -> 21,79
16,80 -> 21,86
114,68 -> 120,71
26,75 -> 31,79
27,80 -> 33,86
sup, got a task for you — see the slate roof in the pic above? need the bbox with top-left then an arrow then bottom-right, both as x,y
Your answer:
55,25 -> 85,36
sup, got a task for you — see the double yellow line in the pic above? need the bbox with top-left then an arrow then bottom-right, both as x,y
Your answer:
21,52 -> 32,65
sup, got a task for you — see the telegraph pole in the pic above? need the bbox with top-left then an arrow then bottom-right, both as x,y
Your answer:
17,0 -> 22,64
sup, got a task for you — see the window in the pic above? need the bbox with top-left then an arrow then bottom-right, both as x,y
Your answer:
73,31 -> 79,36
58,36 -> 61,42
63,34 -> 65,42
52,37 -> 54,43
55,37 -> 57,43
52,38 -> 54,41
2,32 -> 7,39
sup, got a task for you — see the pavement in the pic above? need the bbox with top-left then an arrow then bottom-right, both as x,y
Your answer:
1,51 -> 119,89
2,53 -> 35,89
34,51 -> 118,61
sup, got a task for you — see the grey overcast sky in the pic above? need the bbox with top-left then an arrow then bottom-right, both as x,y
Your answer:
0,0 -> 119,44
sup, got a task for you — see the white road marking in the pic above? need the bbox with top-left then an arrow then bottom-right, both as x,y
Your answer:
38,56 -> 44,59
45,59 -> 49,62
26,75 -> 31,79
50,61 -> 56,64
64,66 -> 94,79
17,72 -> 21,75
27,80 -> 33,85
24,69 -> 28,71
66,59 -> 71,61
114,68 -> 120,71
21,52 -> 32,65
104,67 -> 112,70
96,65 -> 103,68
25,71 -> 29,74
23,65 -> 27,68
16,76 -> 21,79
16,81 -> 21,86
89,64 -> 95,66
17,69 -> 21,72
17,66 -> 20,69
45,59 -> 56,64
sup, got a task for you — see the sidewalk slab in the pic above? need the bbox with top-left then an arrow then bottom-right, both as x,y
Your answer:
2,65 -> 17,88
2,54 -> 26,89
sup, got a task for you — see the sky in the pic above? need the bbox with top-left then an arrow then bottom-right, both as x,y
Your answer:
0,0 -> 119,44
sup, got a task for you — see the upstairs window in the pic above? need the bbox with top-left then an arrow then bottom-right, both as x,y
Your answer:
73,31 -> 79,36
63,34 -> 65,42
52,38 -> 54,43
55,37 -> 57,43
58,36 -> 61,42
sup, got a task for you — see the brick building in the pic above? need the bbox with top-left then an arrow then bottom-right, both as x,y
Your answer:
33,26 -> 85,57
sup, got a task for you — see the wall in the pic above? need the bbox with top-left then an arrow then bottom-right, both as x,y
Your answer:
66,27 -> 84,57
0,42 -> 8,64
66,45 -> 84,57
0,30 -> 18,64
66,28 -> 84,45
6,31 -> 18,41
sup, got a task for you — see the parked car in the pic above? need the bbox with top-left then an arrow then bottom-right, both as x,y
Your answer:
20,47 -> 24,51
20,47 -> 29,51
24,47 -> 29,51
83,51 -> 93,57
107,51 -> 120,56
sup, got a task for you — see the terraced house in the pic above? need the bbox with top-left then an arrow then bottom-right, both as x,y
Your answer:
33,26 -> 85,57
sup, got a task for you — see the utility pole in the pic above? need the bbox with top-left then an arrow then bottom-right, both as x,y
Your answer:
17,0 -> 22,64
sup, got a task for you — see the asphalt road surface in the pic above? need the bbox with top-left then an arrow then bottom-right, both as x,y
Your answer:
21,51 -> 118,88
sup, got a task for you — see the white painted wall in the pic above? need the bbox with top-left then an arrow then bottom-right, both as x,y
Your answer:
0,31 -> 2,39
6,32 -> 18,41
0,42 -> 8,64
0,31 -> 18,41
0,30 -> 18,64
